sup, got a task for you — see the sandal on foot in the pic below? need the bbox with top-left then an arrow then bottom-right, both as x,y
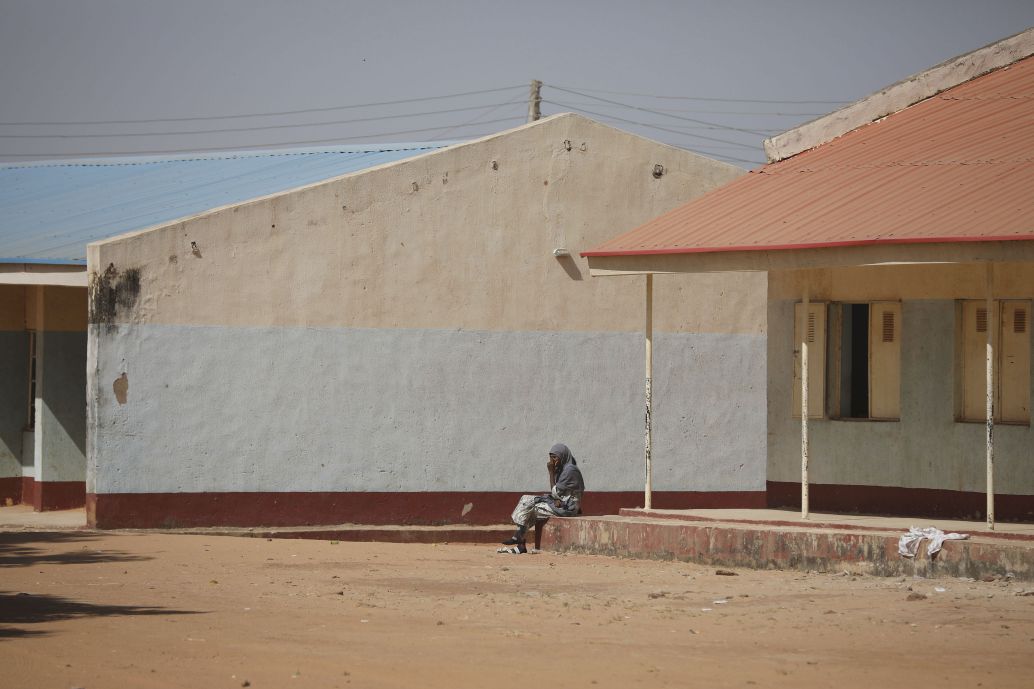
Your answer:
496,544 -> 527,554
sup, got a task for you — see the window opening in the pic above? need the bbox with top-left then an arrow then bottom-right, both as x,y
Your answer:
838,303 -> 870,418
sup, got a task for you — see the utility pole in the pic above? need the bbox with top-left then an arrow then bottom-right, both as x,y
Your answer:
528,80 -> 542,122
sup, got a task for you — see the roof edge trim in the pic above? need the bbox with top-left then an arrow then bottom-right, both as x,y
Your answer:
0,257 -> 87,265
581,233 -> 1034,258
764,26 -> 1034,163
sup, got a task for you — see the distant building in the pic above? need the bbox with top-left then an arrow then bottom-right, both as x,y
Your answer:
3,114 -> 765,526
1,141 -> 444,511
584,30 -> 1034,522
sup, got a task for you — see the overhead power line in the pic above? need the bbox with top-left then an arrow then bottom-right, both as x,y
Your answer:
549,84 -> 851,105
432,97 -> 527,139
0,115 -> 528,158
546,84 -> 769,137
544,100 -> 826,117
0,100 -> 527,140
0,85 -> 527,127
542,100 -> 761,150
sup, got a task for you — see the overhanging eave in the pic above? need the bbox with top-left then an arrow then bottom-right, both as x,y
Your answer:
587,240 -> 1034,277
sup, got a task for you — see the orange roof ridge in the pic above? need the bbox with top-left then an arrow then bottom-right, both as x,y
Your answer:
583,52 -> 1034,260
764,26 -> 1034,163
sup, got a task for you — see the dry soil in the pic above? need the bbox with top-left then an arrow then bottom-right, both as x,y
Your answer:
1,530 -> 1033,689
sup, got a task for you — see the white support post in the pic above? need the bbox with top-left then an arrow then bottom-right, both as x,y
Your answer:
801,288 -> 810,519
985,264 -> 995,530
33,285 -> 45,492
644,274 -> 654,510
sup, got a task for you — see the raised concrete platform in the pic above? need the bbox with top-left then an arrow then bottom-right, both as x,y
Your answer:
140,523 -> 513,544
545,508 -> 1034,582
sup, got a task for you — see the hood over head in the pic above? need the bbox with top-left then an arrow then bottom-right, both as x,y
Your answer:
549,443 -> 576,468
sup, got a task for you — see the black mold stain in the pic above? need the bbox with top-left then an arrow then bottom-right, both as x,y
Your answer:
89,263 -> 141,326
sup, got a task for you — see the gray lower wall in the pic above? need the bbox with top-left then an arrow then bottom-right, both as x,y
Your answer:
768,299 -> 1034,494
89,324 -> 766,495
38,331 -> 87,482
0,332 -> 28,478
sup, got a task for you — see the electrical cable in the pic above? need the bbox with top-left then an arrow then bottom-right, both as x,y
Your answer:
0,85 -> 528,127
546,85 -> 769,136
542,100 -> 762,150
432,97 -> 527,139
541,99 -> 825,117
0,116 -> 527,158
0,100 -> 528,140
549,84 -> 851,105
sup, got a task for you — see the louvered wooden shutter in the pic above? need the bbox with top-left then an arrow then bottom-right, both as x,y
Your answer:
793,302 -> 826,419
1000,300 -> 1031,423
870,302 -> 901,419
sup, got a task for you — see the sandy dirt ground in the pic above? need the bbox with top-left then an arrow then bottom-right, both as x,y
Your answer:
1,530 -> 1033,689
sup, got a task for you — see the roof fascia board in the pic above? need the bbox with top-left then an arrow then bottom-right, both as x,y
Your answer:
0,264 -> 87,286
587,241 -> 1034,276
764,27 -> 1034,163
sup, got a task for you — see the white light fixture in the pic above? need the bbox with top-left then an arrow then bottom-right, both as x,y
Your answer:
553,248 -> 570,257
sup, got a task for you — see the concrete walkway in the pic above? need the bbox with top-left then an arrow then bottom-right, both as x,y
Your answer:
0,505 -> 87,530
620,507 -> 1034,540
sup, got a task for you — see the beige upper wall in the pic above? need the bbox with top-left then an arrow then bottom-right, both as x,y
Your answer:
769,262 -> 1034,302
89,114 -> 764,335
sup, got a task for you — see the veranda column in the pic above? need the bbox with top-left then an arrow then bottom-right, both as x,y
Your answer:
644,273 -> 653,510
801,287 -> 810,519
985,264 -> 995,530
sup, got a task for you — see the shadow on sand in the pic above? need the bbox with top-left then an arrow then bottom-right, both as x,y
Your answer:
0,531 -> 202,640
0,531 -> 149,568
0,591 -> 201,640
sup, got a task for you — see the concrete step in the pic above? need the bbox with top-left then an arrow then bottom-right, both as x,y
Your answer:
545,514 -> 1034,581
138,523 -> 514,544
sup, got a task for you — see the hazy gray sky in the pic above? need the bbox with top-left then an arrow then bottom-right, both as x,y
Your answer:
2,0 -> 1033,167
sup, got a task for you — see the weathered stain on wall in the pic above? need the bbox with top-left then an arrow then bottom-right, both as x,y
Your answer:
112,373 -> 128,405
88,264 -> 140,327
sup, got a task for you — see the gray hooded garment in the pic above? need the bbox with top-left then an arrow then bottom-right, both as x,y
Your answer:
549,443 -> 585,513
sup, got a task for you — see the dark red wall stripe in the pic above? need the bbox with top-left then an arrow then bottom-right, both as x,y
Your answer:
0,478 -> 85,511
87,490 -> 766,529
767,481 -> 1034,522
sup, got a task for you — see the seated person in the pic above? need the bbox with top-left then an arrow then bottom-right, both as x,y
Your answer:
502,443 -> 584,551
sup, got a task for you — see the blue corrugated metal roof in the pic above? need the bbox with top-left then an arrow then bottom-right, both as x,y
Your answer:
0,143 -> 451,264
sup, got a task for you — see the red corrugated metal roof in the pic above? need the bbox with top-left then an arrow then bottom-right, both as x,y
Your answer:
584,55 -> 1034,257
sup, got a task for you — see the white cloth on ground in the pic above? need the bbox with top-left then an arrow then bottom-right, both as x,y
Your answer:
898,526 -> 969,558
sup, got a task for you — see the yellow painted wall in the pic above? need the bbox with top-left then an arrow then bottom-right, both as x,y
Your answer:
0,285 -> 26,331
43,287 -> 87,331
